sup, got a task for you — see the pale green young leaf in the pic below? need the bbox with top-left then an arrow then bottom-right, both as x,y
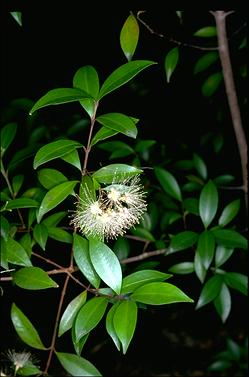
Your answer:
168,262 -> 195,275
120,12 -> 139,61
113,300 -> 138,354
11,303 -> 47,350
13,267 -> 58,290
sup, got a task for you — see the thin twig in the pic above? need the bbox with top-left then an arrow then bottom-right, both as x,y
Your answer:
121,248 -> 168,264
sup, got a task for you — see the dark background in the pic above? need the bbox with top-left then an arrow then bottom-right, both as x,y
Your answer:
0,4 -> 248,376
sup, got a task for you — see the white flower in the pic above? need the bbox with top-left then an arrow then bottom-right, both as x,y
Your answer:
70,174 -> 147,240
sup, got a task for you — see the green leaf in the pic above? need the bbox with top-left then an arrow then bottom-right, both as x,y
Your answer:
38,168 -> 68,190
214,283 -> 231,323
120,12 -> 139,61
8,144 -> 38,173
155,167 -> 182,202
183,198 -> 199,216
196,275 -> 223,310
121,270 -> 172,294
194,51 -> 219,74
11,303 -> 47,350
89,238 -> 122,294
169,231 -> 198,253
105,302 -> 121,351
10,11 -> 22,26
196,230 -> 215,270
98,60 -> 157,99
91,126 -> 118,147
218,199 -> 240,227
202,72 -> 223,97
42,211 -> 67,227
59,291 -> 87,337
72,331 -> 89,356
0,215 -> 10,240
12,174 -> 24,196
29,88 -> 92,115
37,180 -> 78,223
33,139 -> 82,169
164,47 -> 179,83
224,272 -> 248,295
19,233 -> 32,258
130,227 -> 155,242
168,262 -> 195,274
73,234 -> 100,289
74,296 -> 108,341
5,238 -> 32,267
212,229 -> 248,249
215,245 -> 234,268
47,227 -> 73,243
98,140 -> 134,159
193,153 -> 208,180
96,113 -> 137,138
13,267 -> 58,290
73,65 -> 99,98
61,149 -> 82,171
199,180 -> 218,228
113,237 -> 130,260
33,223 -> 48,250
130,282 -> 194,305
0,122 -> 17,157
213,174 -> 235,186
194,26 -> 217,37
56,352 -> 102,376
113,300 -> 137,354
194,249 -> 207,283
18,363 -> 42,376
4,198 -> 39,210
92,164 -> 142,184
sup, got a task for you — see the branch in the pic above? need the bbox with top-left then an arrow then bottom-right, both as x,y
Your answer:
211,11 -> 248,212
121,248 -> 168,264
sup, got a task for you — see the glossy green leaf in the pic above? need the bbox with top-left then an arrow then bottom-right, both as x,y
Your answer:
194,26 -> 217,37
130,227 -> 155,242
74,296 -> 108,341
120,12 -> 139,61
42,211 -> 67,227
131,282 -> 194,305
38,168 -> 68,190
89,238 -> 122,294
168,262 -> 195,274
79,175 -> 96,202
61,149 -> 82,171
33,223 -> 48,250
10,12 -> 22,26
213,174 -> 235,186
4,198 -> 39,210
193,153 -> 208,180
72,331 -> 89,356
164,47 -> 179,83
98,140 -> 134,159
155,167 -> 182,202
29,88 -> 92,115
183,197 -> 199,215
212,229 -> 248,250
33,139 -> 82,169
113,300 -> 137,354
194,249 -> 207,283
19,233 -> 32,258
91,126 -> 118,146
47,227 -> 72,243
73,65 -> 99,98
12,174 -> 24,196
59,291 -> 87,337
0,122 -> 17,157
13,267 -> 58,290
98,60 -> 157,99
105,302 -> 121,351
197,230 -> 215,270
199,180 -> 218,228
224,272 -> 248,295
56,352 -> 102,376
196,275 -> 223,310
0,237 -> 9,269
92,164 -> 142,184
96,113 -> 137,139
218,199 -> 240,227
215,245 -> 234,268
194,51 -> 219,74
18,363 -> 41,376
169,231 -> 198,253
214,283 -> 231,323
73,234 -> 100,289
121,270 -> 172,294
202,72 -> 223,97
11,303 -> 47,350
6,238 -> 32,267
37,180 -> 78,223
0,215 -> 10,240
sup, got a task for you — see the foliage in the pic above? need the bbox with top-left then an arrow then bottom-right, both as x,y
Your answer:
1,9 -> 247,377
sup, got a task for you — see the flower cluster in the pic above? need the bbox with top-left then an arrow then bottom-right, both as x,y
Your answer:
70,175 -> 147,240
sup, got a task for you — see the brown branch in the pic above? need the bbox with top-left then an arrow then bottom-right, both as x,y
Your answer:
211,11 -> 248,212
121,248 -> 168,264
